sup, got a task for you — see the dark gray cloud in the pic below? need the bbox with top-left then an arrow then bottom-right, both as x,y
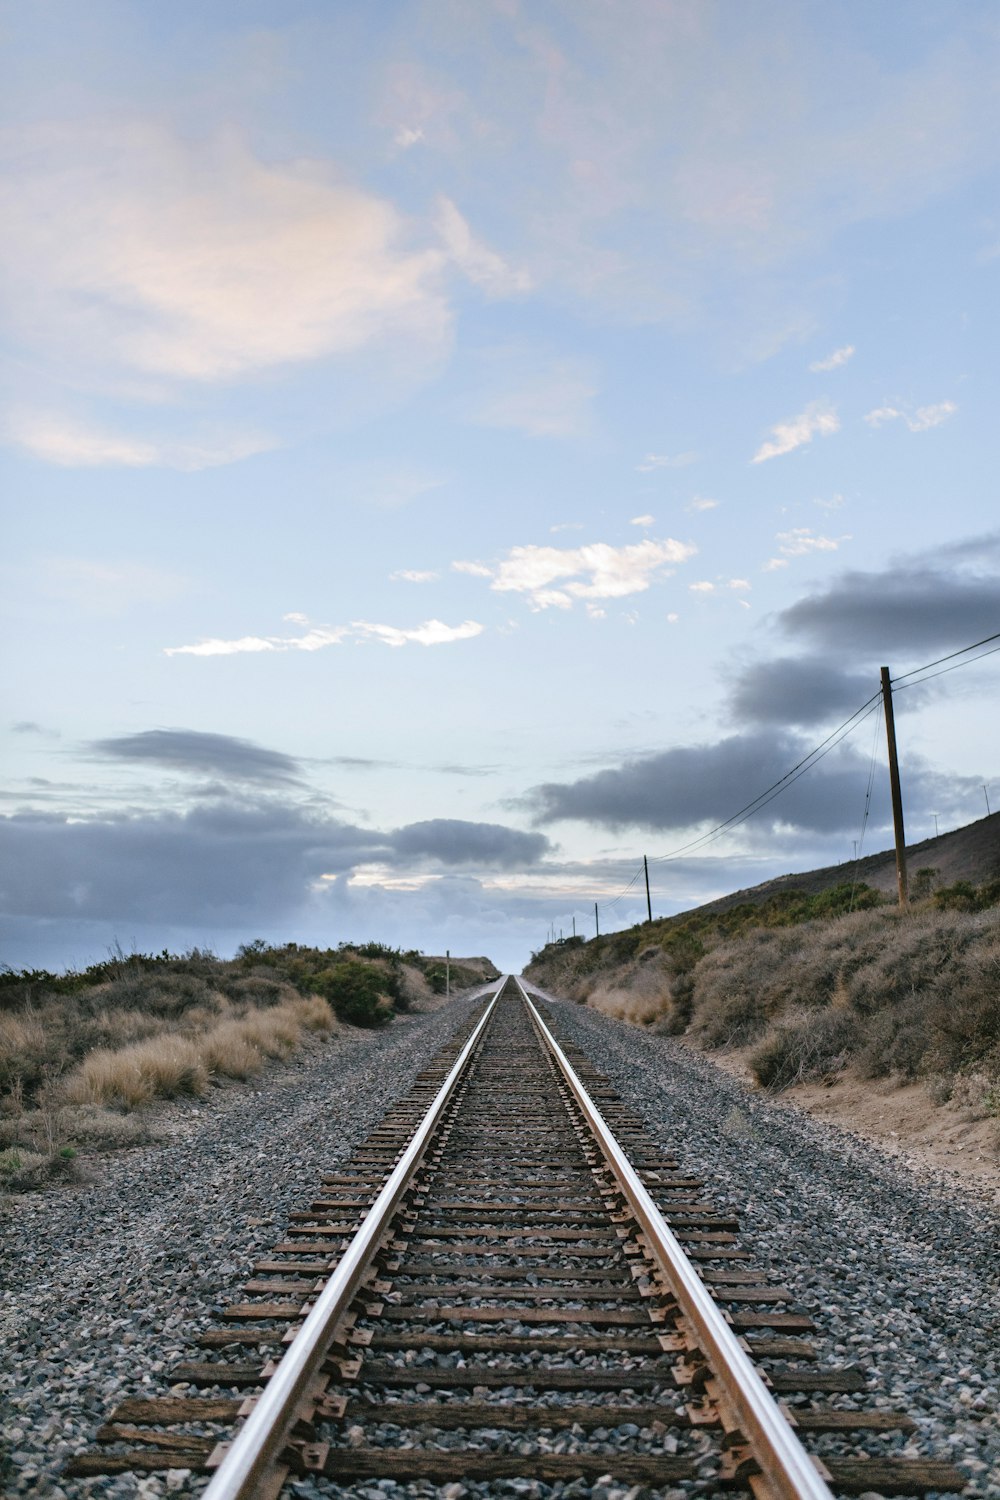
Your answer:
779,565 -> 1000,655
11,721 -> 60,738
0,804 -> 383,924
390,819 -> 550,868
0,802 -> 551,935
728,657 -> 877,727
527,729 -> 980,838
91,729 -> 303,786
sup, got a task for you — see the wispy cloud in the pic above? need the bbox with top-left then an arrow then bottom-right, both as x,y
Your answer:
452,560 -> 493,578
635,451 -> 698,472
2,121 -> 449,385
752,403 -> 840,463
465,349 -> 597,438
463,537 -> 696,611
356,618 -> 483,648
809,344 -> 855,372
390,569 -> 440,583
864,400 -> 957,432
629,514 -> 655,527
166,615 -> 482,657
549,522 -> 585,533
686,496 -> 719,512
435,196 -> 532,297
4,408 -> 276,470
763,528 -> 851,570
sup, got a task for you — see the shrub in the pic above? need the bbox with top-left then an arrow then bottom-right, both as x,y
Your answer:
62,1036 -> 208,1108
750,1010 -> 859,1090
313,960 -> 396,1027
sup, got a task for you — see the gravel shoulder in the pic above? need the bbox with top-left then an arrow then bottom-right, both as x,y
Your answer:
535,990 -> 1000,1499
4,986 -> 999,1500
0,999 -> 478,1499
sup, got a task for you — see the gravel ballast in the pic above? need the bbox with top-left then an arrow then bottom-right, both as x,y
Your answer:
0,1001 -> 478,1499
533,989 -> 1000,1499
3,985 -> 998,1500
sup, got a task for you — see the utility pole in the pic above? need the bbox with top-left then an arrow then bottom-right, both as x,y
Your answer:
984,785 -> 992,816
594,902 -> 599,938
445,949 -> 450,1000
572,915 -> 576,938
880,667 -> 908,908
932,812 -> 939,838
643,855 -> 652,923
852,840 -> 857,861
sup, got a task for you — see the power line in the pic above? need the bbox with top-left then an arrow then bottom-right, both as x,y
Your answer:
891,629 -> 1000,685
596,692 -> 883,920
892,641 -> 1000,692
646,691 -> 882,867
592,629 -> 1000,927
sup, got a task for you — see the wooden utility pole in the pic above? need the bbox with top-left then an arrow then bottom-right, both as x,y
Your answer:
445,949 -> 450,999
880,667 -> 908,907
594,902 -> 599,938
571,915 -> 576,938
643,855 -> 652,923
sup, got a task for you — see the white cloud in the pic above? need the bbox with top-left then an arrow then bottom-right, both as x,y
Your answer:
813,494 -> 845,511
809,344 -> 855,372
864,405 -> 902,429
393,126 -> 425,150
728,578 -> 751,591
752,403 -> 840,463
452,560 -> 493,578
1,121 -> 449,385
479,537 -> 696,611
355,618 -> 484,647
635,451 -> 698,472
763,527 -> 851,570
686,496 -> 719,512
390,569 -> 440,583
549,522 -> 584,533
910,401 -> 957,430
689,581 -> 715,593
435,196 -> 532,296
4,408 -> 276,470
167,635 -> 286,658
629,514 -> 655,527
864,399 -> 957,432
166,616 -> 481,658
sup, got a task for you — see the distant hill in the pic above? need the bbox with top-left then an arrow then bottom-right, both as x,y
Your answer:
687,810 -> 1000,920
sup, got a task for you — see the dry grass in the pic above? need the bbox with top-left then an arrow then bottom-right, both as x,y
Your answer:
527,898 -> 1000,1104
56,993 -> 337,1110
60,1035 -> 208,1108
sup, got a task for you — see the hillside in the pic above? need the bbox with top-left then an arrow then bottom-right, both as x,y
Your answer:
659,809 -> 1000,919
524,814 -> 1000,1176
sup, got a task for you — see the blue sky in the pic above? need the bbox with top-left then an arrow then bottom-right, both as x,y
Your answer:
3,0 -> 999,974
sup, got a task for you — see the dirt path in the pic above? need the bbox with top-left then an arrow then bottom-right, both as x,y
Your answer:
679,1036 -> 1000,1204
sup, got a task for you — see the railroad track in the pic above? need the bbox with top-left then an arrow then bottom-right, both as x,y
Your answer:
66,977 -> 967,1498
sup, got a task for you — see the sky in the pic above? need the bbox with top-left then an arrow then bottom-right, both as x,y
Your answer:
2,0 -> 999,976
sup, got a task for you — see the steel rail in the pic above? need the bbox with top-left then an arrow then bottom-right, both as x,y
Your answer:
201,985 -> 502,1500
515,976 -> 835,1500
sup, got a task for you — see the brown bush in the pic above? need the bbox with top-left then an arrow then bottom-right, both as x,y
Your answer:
750,1009 -> 859,1090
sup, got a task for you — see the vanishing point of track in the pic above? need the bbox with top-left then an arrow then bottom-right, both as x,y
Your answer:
67,978 -> 967,1499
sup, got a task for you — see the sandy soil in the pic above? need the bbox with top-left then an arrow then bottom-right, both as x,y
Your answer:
678,1036 -> 1000,1204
